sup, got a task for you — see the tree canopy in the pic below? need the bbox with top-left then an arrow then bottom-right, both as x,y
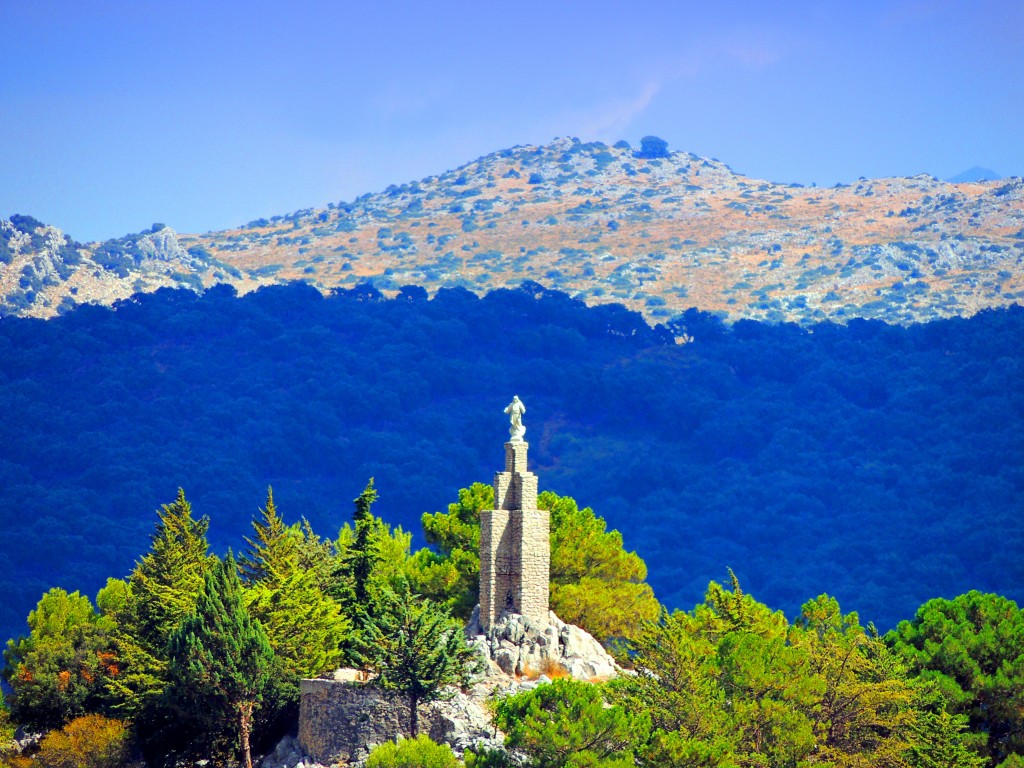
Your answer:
886,591 -> 1024,766
0,283 -> 1021,646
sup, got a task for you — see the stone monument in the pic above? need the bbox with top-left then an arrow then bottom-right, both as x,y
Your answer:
478,397 -> 550,632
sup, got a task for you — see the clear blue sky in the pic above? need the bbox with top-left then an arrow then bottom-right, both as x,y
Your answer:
2,0 -> 1021,243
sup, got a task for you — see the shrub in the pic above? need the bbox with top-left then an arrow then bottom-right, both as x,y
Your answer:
635,136 -> 670,159
34,714 -> 131,768
464,746 -> 517,767
365,735 -> 459,768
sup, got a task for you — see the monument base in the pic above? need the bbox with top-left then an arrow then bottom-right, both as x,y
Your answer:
465,605 -> 618,681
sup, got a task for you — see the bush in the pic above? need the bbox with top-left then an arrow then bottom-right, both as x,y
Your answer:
635,136 -> 670,159
464,746 -> 517,767
365,735 -> 459,768
494,679 -> 648,768
34,714 -> 131,768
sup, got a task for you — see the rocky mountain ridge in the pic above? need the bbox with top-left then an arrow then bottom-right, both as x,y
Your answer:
3,137 -> 1022,324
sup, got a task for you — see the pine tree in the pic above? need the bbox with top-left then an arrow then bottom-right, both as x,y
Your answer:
167,553 -> 274,768
104,490 -> 211,719
352,583 -> 480,736
124,488 -> 212,653
238,487 -> 292,585
239,489 -> 350,678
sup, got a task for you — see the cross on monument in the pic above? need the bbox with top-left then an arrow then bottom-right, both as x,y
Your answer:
478,397 -> 551,633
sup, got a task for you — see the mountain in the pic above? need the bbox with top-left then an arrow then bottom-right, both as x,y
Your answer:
946,166 -> 1001,183
2,137 -> 1023,324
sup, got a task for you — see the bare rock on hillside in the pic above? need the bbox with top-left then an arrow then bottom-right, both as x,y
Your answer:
466,606 -> 618,681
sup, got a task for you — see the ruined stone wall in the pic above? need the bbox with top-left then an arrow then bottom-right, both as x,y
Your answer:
480,441 -> 550,632
298,679 -> 430,765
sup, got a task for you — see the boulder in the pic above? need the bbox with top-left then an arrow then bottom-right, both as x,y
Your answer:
467,606 -> 618,682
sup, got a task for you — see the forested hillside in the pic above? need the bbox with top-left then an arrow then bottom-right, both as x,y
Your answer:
1,282 -> 1021,646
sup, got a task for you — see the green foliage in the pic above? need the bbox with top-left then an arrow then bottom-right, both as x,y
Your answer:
409,483 -> 491,617
352,478 -> 380,605
238,487 -> 291,584
123,489 -> 212,654
0,698 -> 16,762
352,583 -> 480,736
1,589 -> 113,730
33,714 -> 131,768
333,480 -> 414,625
408,485 -> 658,651
95,579 -> 129,620
493,678 -> 649,768
541,491 -> 660,653
607,579 -> 970,768
106,490 -> 212,720
166,553 -> 274,768
886,591 -> 1024,765
241,488 -> 350,679
464,746 -> 518,768
365,735 -> 460,768
907,709 -> 987,768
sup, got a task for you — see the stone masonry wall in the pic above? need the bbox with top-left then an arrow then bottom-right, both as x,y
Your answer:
297,679 -> 499,766
479,509 -> 512,629
298,679 -> 430,765
516,509 -> 550,623
480,441 -> 550,632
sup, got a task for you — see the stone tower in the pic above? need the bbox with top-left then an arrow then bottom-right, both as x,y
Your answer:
479,398 -> 550,633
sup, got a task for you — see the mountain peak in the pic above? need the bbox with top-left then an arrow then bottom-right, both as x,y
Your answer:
2,140 -> 1022,325
946,166 -> 1001,183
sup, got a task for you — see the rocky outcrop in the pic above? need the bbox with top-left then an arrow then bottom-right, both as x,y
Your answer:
291,609 -> 617,767
137,226 -> 185,262
467,607 -> 618,681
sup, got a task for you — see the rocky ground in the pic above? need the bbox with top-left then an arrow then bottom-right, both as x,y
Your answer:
260,609 -> 618,768
2,138 -> 1021,325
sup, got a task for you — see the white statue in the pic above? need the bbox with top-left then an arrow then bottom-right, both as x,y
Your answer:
505,396 -> 526,442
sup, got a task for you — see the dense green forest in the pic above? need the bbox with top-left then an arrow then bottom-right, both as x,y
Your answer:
0,281 -> 1021,650
3,484 -> 1022,767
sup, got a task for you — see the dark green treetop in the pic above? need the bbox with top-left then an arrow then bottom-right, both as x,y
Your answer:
166,552 -> 274,768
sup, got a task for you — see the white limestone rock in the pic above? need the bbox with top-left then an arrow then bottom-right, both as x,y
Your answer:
466,606 -> 618,682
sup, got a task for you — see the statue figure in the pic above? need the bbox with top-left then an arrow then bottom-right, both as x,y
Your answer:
505,396 -> 526,442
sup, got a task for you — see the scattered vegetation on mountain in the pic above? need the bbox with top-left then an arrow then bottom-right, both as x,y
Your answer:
3,138 -> 1023,324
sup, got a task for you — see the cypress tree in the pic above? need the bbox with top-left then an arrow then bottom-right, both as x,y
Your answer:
167,553 -> 274,768
351,478 -> 379,606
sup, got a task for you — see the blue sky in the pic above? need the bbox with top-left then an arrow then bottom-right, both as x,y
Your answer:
2,0 -> 1021,243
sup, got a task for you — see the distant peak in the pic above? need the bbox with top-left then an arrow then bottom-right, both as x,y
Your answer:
946,166 -> 1001,183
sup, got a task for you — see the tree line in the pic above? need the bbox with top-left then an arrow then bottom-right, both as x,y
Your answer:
0,281 -> 1020,649
1,479 -> 660,767
3,482 -> 1023,768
